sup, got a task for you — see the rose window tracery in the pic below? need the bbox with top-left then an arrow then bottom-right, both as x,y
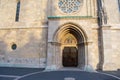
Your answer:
58,0 -> 82,13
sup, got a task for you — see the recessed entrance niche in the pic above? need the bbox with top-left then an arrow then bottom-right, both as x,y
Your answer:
56,24 -> 87,68
46,23 -> 87,69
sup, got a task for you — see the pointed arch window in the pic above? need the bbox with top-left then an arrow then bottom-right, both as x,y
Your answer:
15,1 -> 20,22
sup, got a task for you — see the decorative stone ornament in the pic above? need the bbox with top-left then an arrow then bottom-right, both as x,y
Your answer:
58,0 -> 83,13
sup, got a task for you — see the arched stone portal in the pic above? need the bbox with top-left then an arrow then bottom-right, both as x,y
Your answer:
46,23 -> 88,70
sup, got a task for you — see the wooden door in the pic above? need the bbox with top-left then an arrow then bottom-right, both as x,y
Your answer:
62,47 -> 78,67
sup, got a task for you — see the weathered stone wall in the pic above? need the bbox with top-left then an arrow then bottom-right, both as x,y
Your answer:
103,26 -> 120,70
0,0 -> 120,70
20,0 -> 48,23
0,0 -> 17,24
0,0 -> 48,68
0,28 -> 47,68
104,0 -> 120,24
0,0 -> 48,28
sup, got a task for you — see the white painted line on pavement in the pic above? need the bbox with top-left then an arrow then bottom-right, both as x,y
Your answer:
14,70 -> 120,80
97,72 -> 120,80
14,71 -> 45,80
0,75 -> 20,78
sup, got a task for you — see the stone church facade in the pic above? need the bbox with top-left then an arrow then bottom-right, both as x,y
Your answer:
0,0 -> 120,71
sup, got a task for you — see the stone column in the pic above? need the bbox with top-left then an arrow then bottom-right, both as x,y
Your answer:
83,41 -> 95,72
54,42 -> 61,69
77,42 -> 85,68
46,42 -> 61,70
102,25 -> 113,70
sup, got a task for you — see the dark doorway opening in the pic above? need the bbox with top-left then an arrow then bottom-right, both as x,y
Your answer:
62,47 -> 78,67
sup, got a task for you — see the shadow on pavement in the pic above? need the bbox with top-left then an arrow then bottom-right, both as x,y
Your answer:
15,70 -> 120,80
99,70 -> 120,78
0,77 -> 15,80
0,67 -> 44,76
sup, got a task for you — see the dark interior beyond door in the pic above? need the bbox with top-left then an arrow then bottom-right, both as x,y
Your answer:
62,47 -> 78,67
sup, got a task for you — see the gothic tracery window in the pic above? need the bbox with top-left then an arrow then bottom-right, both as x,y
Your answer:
58,0 -> 82,13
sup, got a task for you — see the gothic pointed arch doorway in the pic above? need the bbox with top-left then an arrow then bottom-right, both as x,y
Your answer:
53,23 -> 88,68
62,33 -> 78,67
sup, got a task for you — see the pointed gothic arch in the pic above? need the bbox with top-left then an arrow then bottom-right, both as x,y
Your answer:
53,23 -> 88,43
53,23 -> 88,68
